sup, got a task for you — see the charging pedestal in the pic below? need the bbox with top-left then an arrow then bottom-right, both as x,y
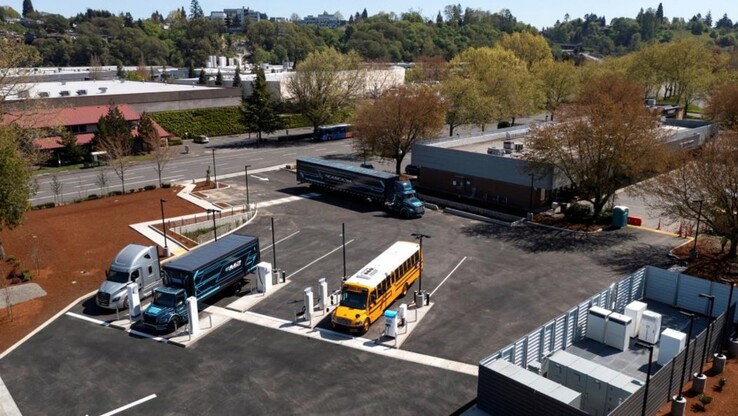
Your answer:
398,304 -> 407,327
126,283 -> 141,323
256,262 -> 272,293
304,287 -> 314,323
187,296 -> 200,336
384,310 -> 398,338
318,278 -> 328,313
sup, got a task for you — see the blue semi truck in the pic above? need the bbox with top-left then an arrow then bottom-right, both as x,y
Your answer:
143,234 -> 260,333
296,157 -> 425,218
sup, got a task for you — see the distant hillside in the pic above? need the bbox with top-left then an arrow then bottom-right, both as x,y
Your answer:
0,5 -> 21,19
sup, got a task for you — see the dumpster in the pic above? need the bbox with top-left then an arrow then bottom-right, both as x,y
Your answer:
612,206 -> 629,228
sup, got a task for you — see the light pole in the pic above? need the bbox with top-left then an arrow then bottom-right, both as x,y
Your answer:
207,209 -> 219,241
674,311 -> 695,406
690,200 -> 703,259
212,149 -> 218,189
411,233 -> 430,292
244,164 -> 251,207
636,341 -> 654,416
719,278 -> 735,351
698,293 -> 715,378
160,199 -> 169,255
342,223 -> 346,279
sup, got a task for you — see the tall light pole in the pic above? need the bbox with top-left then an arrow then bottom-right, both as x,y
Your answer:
212,148 -> 218,189
342,223 -> 346,279
207,209 -> 219,241
160,199 -> 169,255
411,233 -> 430,292
698,294 -> 715,375
636,341 -> 654,416
674,311 -> 695,410
271,217 -> 277,270
690,199 -> 703,259
244,164 -> 251,207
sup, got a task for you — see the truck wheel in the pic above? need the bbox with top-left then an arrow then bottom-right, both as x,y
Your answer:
122,297 -> 129,309
169,317 -> 181,333
231,280 -> 243,295
362,318 -> 370,334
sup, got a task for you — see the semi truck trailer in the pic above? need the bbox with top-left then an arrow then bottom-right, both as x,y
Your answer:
143,234 -> 260,333
96,244 -> 162,310
296,157 -> 425,218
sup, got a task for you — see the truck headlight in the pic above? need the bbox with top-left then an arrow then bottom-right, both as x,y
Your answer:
112,296 -> 121,302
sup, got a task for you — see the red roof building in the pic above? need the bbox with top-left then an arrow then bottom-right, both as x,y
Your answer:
2,104 -> 172,151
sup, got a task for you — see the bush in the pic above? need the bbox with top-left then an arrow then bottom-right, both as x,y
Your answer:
32,202 -> 56,210
564,203 -> 592,221
280,113 -> 312,129
144,185 -> 156,191
21,269 -> 32,282
87,194 -> 99,200
151,107 -> 247,137
167,138 -> 183,146
109,191 -> 123,196
162,183 -> 172,189
497,121 -> 511,129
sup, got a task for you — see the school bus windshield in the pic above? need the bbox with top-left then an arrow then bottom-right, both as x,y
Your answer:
340,288 -> 367,310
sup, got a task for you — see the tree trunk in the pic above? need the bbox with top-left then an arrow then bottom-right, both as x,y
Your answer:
395,156 -> 403,175
449,124 -> 454,137
511,117 -> 516,126
158,170 -> 162,188
729,238 -> 738,259
121,175 -> 125,193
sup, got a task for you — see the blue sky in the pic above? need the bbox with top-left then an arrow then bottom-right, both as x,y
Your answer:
11,1 -> 738,29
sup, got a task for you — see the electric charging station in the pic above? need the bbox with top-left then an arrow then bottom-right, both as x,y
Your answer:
126,282 -> 141,323
384,310 -> 398,338
187,296 -> 199,336
256,262 -> 272,293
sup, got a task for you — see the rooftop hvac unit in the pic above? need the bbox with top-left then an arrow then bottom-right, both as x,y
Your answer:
98,87 -> 108,93
586,306 -> 611,343
624,301 -> 647,337
38,91 -> 49,98
59,90 -> 70,97
638,310 -> 662,344
514,142 -> 524,152
76,89 -> 87,96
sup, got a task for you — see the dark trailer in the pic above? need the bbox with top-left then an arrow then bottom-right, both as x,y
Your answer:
163,234 -> 260,301
296,157 -> 398,202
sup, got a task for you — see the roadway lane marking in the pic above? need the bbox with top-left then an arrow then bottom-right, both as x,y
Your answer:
430,257 -> 467,297
256,193 -> 321,208
260,231 -> 301,253
65,312 -> 170,343
286,239 -> 355,280
99,394 -> 157,416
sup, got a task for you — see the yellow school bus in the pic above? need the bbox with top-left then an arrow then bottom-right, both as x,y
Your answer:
331,241 -> 421,333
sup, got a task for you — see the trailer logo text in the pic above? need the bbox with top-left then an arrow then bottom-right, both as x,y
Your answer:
225,260 -> 242,272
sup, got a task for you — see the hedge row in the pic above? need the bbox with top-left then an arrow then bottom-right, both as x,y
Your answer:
151,107 -> 313,138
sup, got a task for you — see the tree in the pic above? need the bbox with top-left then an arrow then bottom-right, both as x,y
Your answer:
139,112 -> 172,187
22,0 -> 34,17
525,74 -> 667,220
638,135 -> 738,258
361,8 -> 368,20
286,49 -> 365,136
89,54 -> 103,80
215,69 -> 223,86
242,67 -> 283,142
94,104 -> 133,193
188,61 -> 195,78
353,85 -> 447,174
198,69 -> 207,85
0,128 -> 32,230
498,32 -> 553,70
441,75 -> 478,136
59,130 -> 85,165
190,0 -> 204,20
534,60 -> 580,121
232,64 -> 241,88
706,81 -> 738,130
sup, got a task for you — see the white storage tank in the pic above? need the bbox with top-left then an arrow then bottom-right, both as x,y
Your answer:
605,312 -> 633,351
658,328 -> 687,365
638,310 -> 663,344
587,306 -> 611,343
624,300 -> 647,337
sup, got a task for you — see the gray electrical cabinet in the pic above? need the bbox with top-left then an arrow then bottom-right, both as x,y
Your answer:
584,366 -> 622,416
604,312 -> 633,351
606,374 -> 642,413
490,359 -> 582,409
545,350 -> 580,385
565,356 -> 599,400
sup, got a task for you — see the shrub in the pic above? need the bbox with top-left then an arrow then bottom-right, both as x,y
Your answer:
699,394 -> 713,406
151,107 -> 247,137
144,185 -> 156,191
162,183 -> 172,189
564,203 -> 592,221
497,121 -> 511,129
32,202 -> 56,210
109,191 -> 123,196
167,138 -> 183,146
21,269 -> 32,282
87,194 -> 99,200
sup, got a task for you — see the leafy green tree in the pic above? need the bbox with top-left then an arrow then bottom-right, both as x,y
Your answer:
242,67 -> 283,141
0,127 -> 32,230
94,104 -> 133,193
286,49 -> 365,136
190,0 -> 204,20
353,85 -> 447,174
59,130 -> 85,165
215,69 -> 223,86
232,65 -> 241,87
534,60 -> 580,121
198,69 -> 206,85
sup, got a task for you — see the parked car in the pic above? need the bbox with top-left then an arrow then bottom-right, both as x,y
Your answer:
193,135 -> 210,143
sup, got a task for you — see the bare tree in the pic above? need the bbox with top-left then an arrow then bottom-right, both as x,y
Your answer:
50,174 -> 63,205
95,167 -> 110,195
139,112 -> 173,187
94,105 -> 133,193
89,54 -> 103,81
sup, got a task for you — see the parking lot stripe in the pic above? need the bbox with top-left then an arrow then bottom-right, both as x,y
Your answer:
65,312 -> 109,327
286,239 -> 355,280
430,257 -> 467,297
64,312 -> 170,344
260,230 -> 300,253
99,394 -> 157,416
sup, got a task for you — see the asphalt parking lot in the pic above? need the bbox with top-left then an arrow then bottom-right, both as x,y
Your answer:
0,167 -> 684,414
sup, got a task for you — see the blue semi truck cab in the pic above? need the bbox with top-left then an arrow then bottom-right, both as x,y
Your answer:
143,234 -> 260,333
296,157 -> 424,218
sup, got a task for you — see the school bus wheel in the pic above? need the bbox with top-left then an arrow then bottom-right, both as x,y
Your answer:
362,318 -> 370,333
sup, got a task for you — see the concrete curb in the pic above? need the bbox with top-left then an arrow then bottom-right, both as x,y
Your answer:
444,208 -> 515,227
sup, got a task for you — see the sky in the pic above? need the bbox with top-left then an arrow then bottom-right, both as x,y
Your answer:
9,1 -> 738,29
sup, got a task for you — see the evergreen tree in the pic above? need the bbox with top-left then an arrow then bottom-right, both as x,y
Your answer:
348,15 -> 354,24
705,11 -> 713,27
436,11 -> 443,25
22,0 -> 34,17
656,3 -> 664,24
198,69 -> 206,85
188,61 -> 195,78
215,69 -> 223,86
190,0 -> 204,19
232,65 -> 241,88
361,8 -> 368,20
242,67 -> 283,142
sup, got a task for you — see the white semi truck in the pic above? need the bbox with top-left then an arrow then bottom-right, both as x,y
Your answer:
96,244 -> 163,310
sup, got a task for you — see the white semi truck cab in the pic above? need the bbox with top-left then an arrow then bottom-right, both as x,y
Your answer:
96,244 -> 162,310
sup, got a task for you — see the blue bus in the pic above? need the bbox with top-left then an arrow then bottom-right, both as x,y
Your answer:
316,124 -> 353,141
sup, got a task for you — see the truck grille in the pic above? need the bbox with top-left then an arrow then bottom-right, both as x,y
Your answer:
97,292 -> 110,307
143,314 -> 157,325
335,317 -> 353,326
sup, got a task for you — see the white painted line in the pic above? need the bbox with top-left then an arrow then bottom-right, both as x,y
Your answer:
286,239 -> 355,280
99,394 -> 157,416
64,312 -> 169,343
66,312 -> 108,326
430,257 -> 467,297
282,152 -> 296,156
260,231 -> 301,253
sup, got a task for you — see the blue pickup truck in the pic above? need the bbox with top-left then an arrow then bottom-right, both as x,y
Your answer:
143,234 -> 260,333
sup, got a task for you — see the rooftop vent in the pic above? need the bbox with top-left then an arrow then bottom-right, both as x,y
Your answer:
38,91 -> 49,98
98,87 -> 107,93
59,90 -> 70,97
76,89 -> 87,96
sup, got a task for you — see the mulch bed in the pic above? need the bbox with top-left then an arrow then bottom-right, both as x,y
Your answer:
671,236 -> 738,282
532,213 -> 605,232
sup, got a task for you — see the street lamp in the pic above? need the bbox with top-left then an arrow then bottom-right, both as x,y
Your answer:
690,200 -> 703,259
244,164 -> 252,207
206,208 -> 219,241
697,293 -> 715,379
411,233 -> 430,292
636,341 -> 654,416
212,148 -> 218,189
160,199 -> 169,255
674,311 -> 695,406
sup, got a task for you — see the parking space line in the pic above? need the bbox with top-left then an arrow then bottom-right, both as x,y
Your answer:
99,394 -> 157,416
65,312 -> 170,344
260,231 -> 301,253
430,257 -> 467,297
286,239 -> 355,280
